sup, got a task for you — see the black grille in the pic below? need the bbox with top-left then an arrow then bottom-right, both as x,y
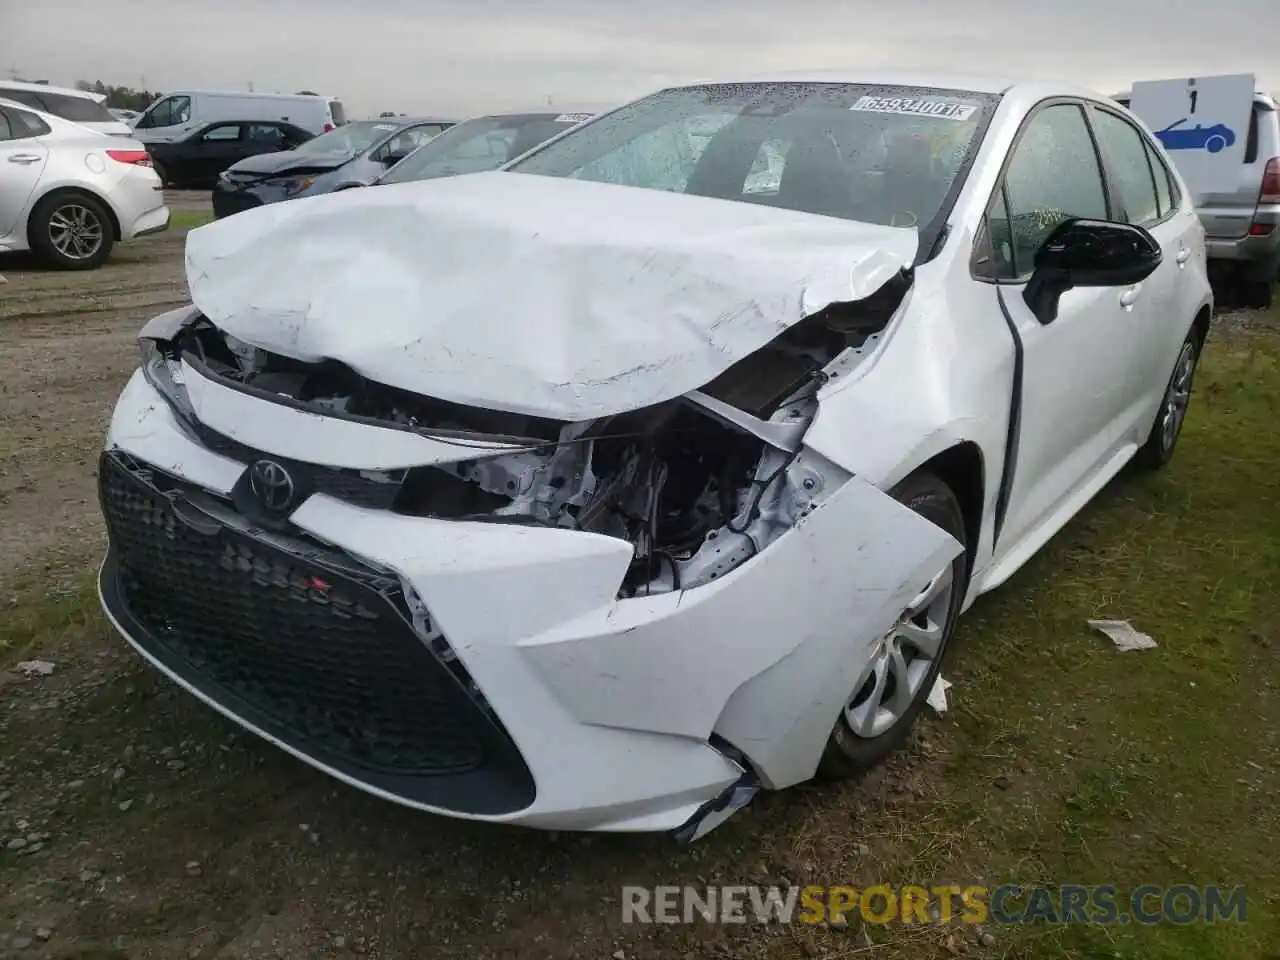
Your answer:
211,189 -> 263,220
195,425 -> 402,510
98,452 -> 534,814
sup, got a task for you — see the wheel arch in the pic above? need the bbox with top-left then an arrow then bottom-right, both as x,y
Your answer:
28,185 -> 122,243
1191,303 -> 1211,348
906,441 -> 985,577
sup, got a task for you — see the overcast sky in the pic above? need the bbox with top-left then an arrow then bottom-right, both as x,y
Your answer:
3,0 -> 1278,117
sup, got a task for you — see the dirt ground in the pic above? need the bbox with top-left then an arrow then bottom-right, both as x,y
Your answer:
0,198 -> 1277,960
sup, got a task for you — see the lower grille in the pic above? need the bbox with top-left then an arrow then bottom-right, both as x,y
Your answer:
97,451 -> 534,814
211,189 -> 263,219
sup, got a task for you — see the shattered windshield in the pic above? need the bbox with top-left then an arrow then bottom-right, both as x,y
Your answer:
509,83 -> 993,228
379,114 -> 584,184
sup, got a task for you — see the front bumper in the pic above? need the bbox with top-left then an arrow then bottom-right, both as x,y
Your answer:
99,366 -> 959,831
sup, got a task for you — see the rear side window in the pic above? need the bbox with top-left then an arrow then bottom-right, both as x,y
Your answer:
1244,104 -> 1269,164
1089,107 -> 1161,226
11,109 -> 51,138
0,112 -> 11,140
199,123 -> 242,141
329,100 -> 347,126
36,92 -> 115,123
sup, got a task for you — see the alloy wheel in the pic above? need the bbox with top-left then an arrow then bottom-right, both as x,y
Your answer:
844,563 -> 955,739
1161,342 -> 1196,453
48,203 -> 105,261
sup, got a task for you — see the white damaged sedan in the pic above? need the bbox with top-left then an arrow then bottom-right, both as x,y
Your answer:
98,73 -> 1211,838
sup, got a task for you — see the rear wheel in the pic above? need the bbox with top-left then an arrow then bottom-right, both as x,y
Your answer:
818,471 -> 968,778
29,193 -> 114,270
1135,326 -> 1201,470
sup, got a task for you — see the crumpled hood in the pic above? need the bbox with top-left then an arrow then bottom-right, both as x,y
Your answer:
185,171 -> 918,420
224,150 -> 353,178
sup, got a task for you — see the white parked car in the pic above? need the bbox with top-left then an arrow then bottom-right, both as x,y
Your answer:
98,72 -> 1210,838
0,99 -> 169,269
0,81 -> 133,136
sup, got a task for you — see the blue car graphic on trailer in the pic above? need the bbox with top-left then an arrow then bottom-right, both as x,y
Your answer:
1154,119 -> 1236,153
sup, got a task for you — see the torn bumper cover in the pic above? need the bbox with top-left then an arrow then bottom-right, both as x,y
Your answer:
98,176 -> 961,833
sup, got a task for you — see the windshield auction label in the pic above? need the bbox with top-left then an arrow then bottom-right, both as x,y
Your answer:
554,113 -> 593,123
850,96 -> 977,121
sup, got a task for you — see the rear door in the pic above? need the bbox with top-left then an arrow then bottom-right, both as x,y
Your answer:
0,108 -> 50,236
1086,103 -> 1198,433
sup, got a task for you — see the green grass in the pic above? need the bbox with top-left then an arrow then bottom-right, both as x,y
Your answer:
168,208 -> 213,230
926,322 -> 1280,958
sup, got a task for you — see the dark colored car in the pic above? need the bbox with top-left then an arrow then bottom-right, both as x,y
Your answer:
211,117 -> 454,219
375,111 -> 597,185
148,121 -> 314,188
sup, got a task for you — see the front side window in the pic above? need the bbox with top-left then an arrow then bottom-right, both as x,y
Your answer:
138,95 -> 191,129
988,103 -> 1109,278
509,83 -> 992,227
0,90 -> 47,111
1090,107 -> 1161,226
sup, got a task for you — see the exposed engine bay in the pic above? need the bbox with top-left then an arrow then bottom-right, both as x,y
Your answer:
159,273 -> 909,597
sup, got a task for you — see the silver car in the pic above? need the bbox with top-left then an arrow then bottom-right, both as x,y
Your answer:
1117,88 -> 1280,307
0,98 -> 169,269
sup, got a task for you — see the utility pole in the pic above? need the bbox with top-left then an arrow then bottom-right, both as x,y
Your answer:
249,80 -> 255,92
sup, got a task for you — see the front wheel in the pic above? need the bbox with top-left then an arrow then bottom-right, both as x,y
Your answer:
1135,327 -> 1201,470
818,471 -> 968,778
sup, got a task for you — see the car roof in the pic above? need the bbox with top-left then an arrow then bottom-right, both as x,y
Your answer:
666,70 -> 1117,104
0,79 -> 107,103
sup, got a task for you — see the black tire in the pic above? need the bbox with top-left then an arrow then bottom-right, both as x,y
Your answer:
153,160 -> 169,187
1135,326 -> 1202,470
817,471 -> 968,779
28,192 -> 115,270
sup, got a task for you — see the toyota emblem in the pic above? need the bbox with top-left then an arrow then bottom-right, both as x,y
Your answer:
249,459 -> 296,512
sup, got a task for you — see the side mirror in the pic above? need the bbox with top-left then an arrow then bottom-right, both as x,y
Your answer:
1023,218 -> 1162,325
381,150 -> 410,166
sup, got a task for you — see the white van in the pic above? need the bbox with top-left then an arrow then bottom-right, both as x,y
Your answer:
0,81 -> 132,136
130,91 -> 346,143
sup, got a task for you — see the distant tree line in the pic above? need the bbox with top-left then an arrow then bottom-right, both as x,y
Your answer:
74,80 -> 158,111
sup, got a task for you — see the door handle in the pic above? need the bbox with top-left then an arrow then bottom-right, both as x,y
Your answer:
1119,286 -> 1141,309
1176,248 -> 1191,265
6,154 -> 42,164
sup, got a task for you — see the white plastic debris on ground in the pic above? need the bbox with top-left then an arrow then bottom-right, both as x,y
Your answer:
926,675 -> 953,714
15,660 -> 56,677
1088,619 -> 1158,652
